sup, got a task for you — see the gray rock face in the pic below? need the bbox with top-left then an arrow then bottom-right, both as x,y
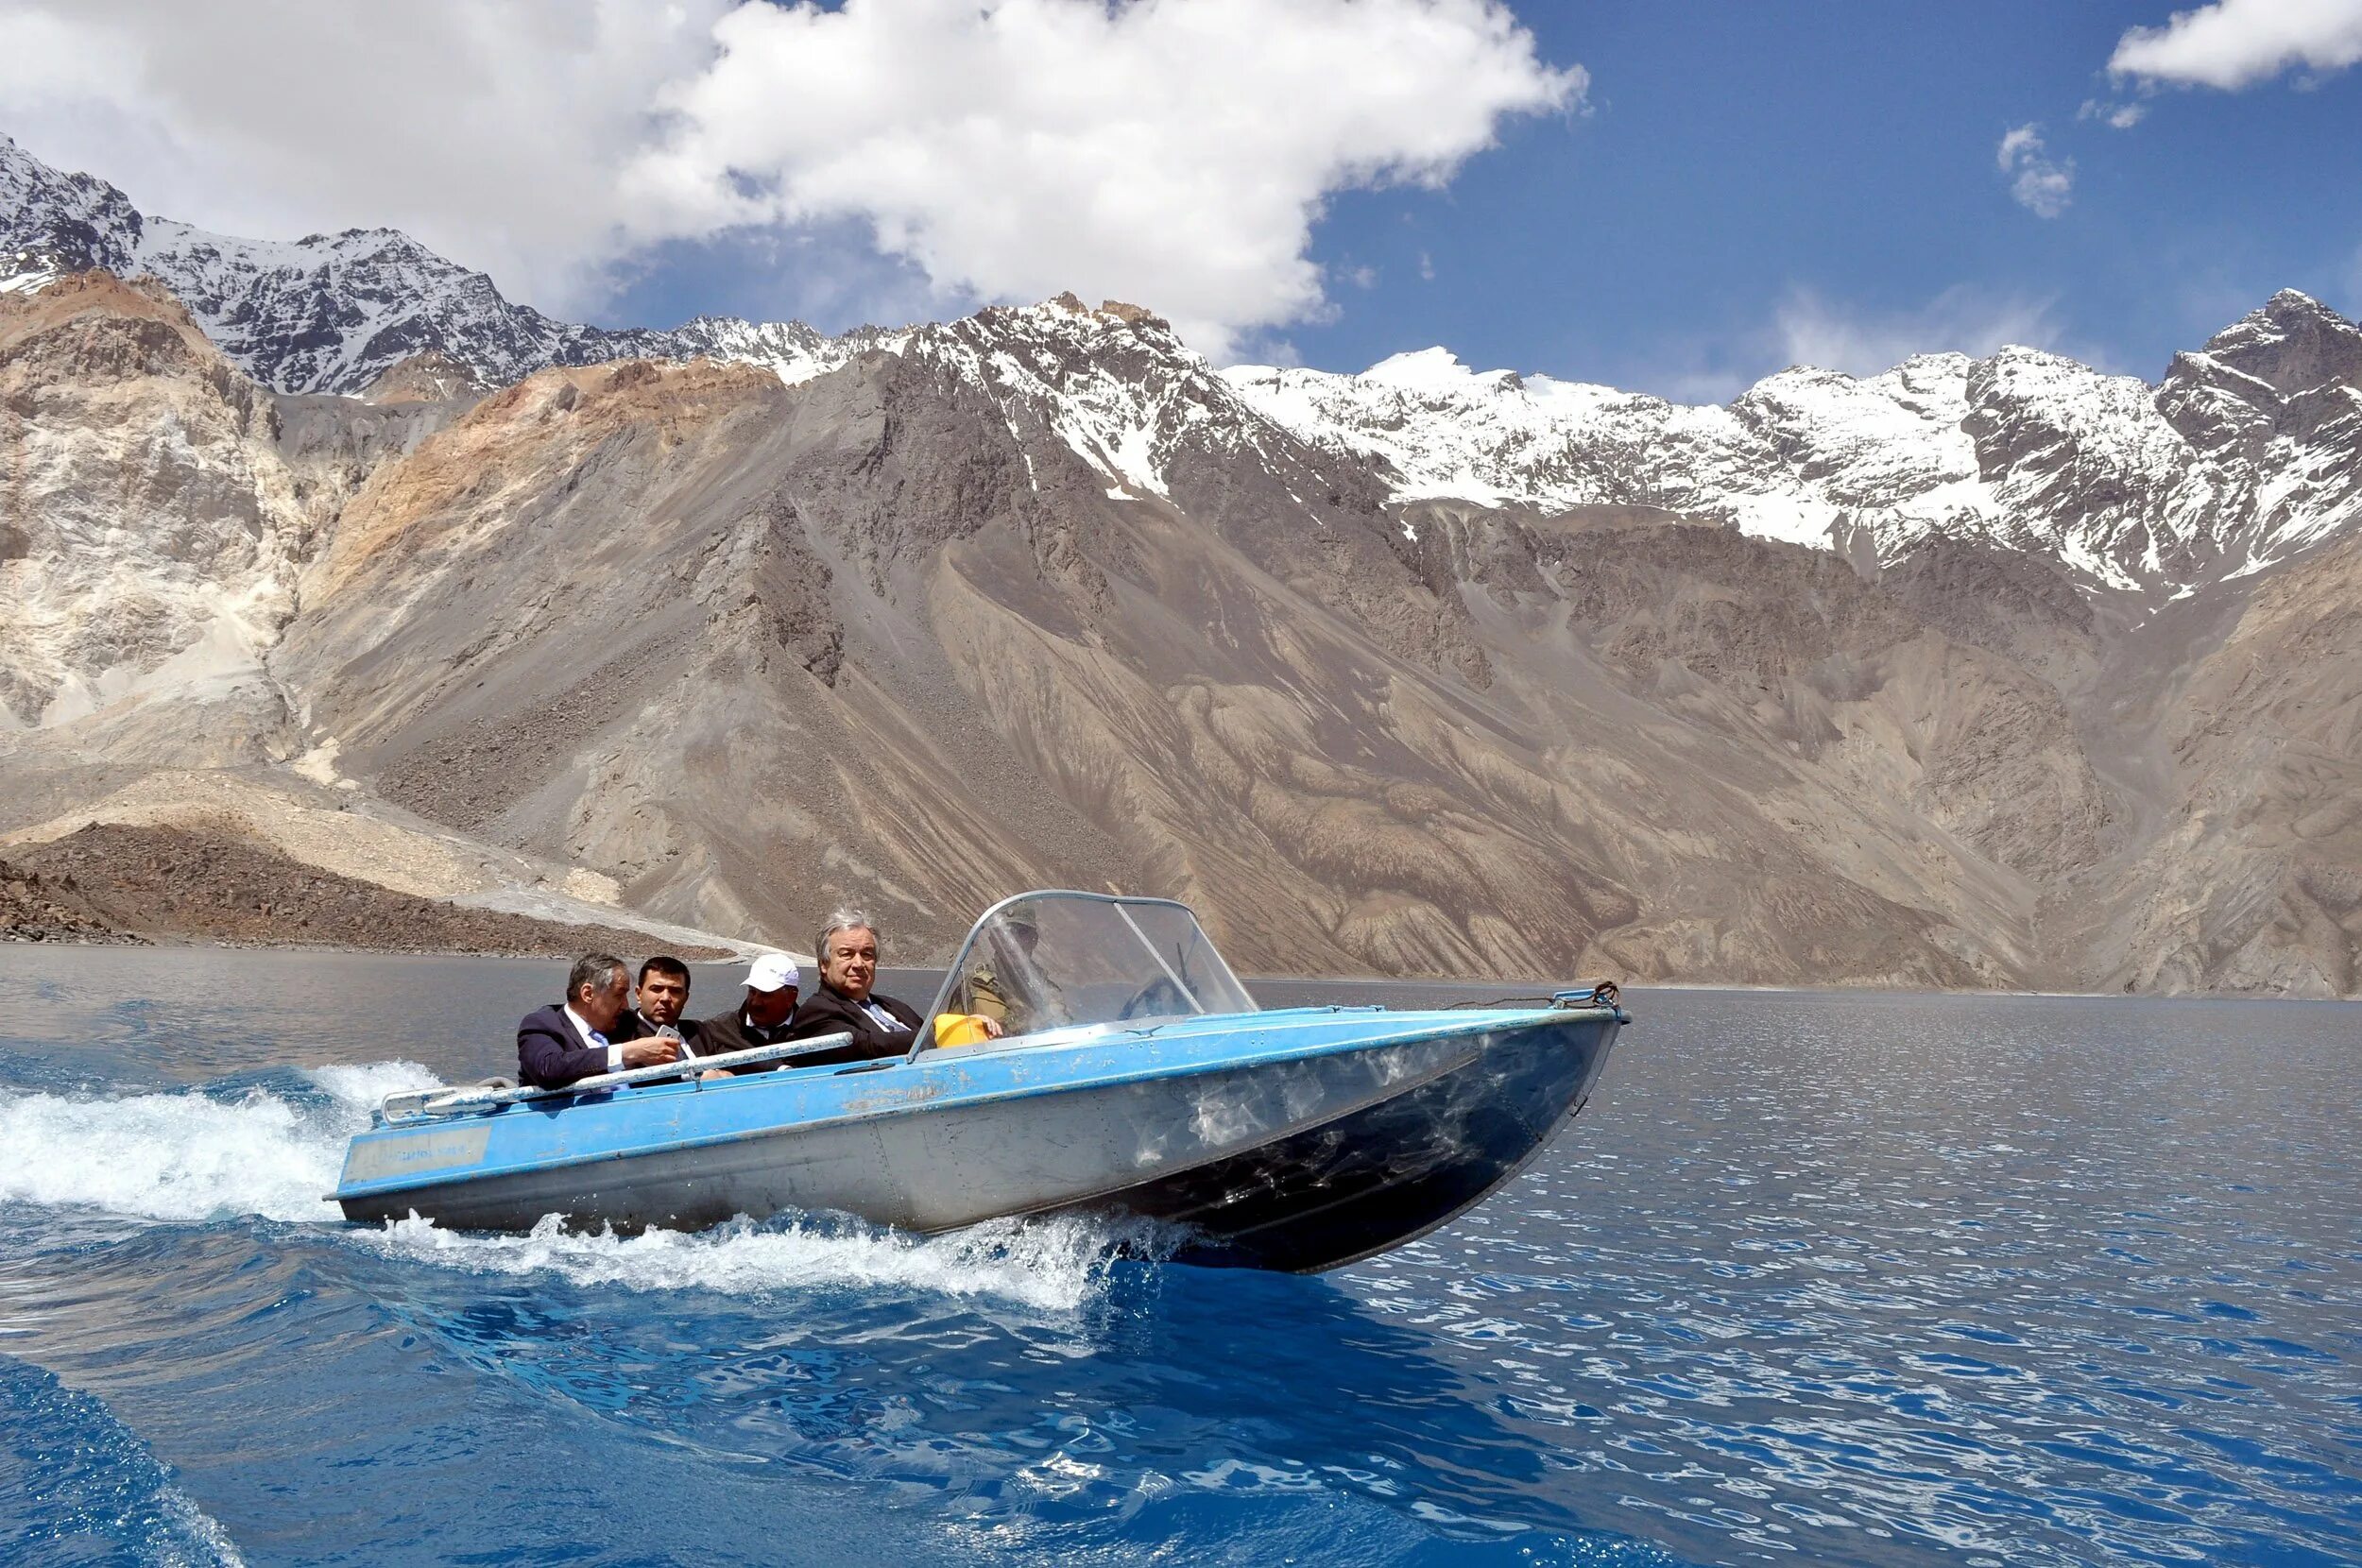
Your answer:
0,273 -> 305,746
229,300 -> 2311,991
2198,288 -> 2362,398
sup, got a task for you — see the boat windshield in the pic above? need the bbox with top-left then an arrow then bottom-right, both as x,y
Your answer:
925,892 -> 1258,1043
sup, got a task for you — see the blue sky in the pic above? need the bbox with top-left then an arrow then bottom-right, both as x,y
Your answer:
10,0 -> 2360,401
596,1 -> 2362,398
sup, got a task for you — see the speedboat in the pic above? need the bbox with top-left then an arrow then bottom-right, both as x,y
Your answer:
333,892 -> 1626,1272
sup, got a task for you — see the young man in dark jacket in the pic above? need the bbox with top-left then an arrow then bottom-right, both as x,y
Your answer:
618,955 -> 704,1052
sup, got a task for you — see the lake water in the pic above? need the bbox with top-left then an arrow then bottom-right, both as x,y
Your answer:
0,946 -> 2355,1566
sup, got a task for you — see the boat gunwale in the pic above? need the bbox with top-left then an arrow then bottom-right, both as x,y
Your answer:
331,1004 -> 1621,1204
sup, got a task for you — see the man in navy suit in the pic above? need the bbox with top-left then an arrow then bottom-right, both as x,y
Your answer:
517,953 -> 683,1089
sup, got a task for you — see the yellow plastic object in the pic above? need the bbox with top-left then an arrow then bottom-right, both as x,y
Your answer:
933,1013 -> 996,1049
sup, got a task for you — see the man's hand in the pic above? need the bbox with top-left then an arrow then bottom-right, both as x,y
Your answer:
697,1068 -> 730,1082
621,1038 -> 682,1068
980,1018 -> 1005,1038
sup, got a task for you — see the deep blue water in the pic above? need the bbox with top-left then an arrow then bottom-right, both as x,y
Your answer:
0,946 -> 2356,1566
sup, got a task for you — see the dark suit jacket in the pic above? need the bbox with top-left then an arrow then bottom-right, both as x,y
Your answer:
615,1011 -> 706,1052
691,1005 -> 804,1074
516,1003 -> 614,1089
781,984 -> 923,1067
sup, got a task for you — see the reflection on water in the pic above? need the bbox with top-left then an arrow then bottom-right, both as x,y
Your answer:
0,947 -> 2356,1566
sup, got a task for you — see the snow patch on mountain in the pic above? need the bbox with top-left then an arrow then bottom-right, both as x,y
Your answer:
892,298 -> 1263,504
1228,298 -> 2362,598
667,315 -> 903,388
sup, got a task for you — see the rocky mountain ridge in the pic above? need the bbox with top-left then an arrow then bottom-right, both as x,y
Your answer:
8,132 -> 2357,616
1227,291 -> 2362,602
0,134 -> 676,394
2,133 -> 2356,994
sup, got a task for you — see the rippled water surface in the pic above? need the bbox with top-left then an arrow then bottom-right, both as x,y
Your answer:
1,946 -> 2355,1566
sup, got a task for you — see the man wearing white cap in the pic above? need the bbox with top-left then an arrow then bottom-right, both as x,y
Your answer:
693,952 -> 803,1069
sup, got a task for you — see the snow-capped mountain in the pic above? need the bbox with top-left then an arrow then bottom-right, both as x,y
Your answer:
0,133 -> 143,284
1227,291 -> 2362,597
1,134 -> 980,400
0,134 -> 681,393
127,218 -> 687,395
665,314 -> 883,386
892,297 -> 1355,505
7,129 -> 2358,604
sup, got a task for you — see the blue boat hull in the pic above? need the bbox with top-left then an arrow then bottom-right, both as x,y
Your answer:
334,1006 -> 1620,1272
1065,1013 -> 1610,1271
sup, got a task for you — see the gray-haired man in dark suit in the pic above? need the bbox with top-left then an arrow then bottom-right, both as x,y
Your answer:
516,953 -> 682,1089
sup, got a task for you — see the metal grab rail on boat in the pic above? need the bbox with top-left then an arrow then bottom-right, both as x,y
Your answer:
1440,981 -> 1624,1018
374,1031 -> 857,1125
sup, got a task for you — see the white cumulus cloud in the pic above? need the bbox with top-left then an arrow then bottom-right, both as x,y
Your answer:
0,0 -> 1579,357
617,0 -> 1581,355
1996,123 -> 2074,218
0,0 -> 727,313
2110,0 -> 2362,89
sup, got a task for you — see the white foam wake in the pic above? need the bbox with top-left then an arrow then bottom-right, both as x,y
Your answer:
151,1486 -> 249,1568
359,1210 -> 1148,1313
0,1062 -> 440,1224
0,1065 -> 1162,1310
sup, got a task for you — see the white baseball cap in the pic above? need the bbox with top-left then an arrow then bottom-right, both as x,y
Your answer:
745,953 -> 801,993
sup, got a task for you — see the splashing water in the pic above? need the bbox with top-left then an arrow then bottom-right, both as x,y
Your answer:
0,1059 -> 1170,1313
355,1209 -> 1162,1313
0,1063 -> 440,1223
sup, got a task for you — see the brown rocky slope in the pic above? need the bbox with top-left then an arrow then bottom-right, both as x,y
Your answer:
3,278 -> 2355,992
265,306 -> 2319,990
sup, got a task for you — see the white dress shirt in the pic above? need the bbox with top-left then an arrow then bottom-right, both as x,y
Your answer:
564,1003 -> 623,1072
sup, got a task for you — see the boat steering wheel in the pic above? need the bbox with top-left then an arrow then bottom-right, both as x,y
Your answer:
1117,977 -> 1188,1021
